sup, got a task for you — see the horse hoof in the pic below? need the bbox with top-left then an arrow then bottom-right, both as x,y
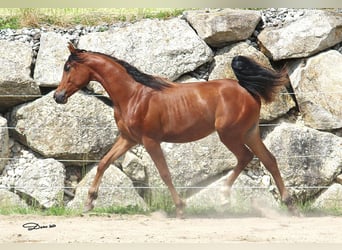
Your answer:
288,205 -> 302,217
220,198 -> 230,207
176,210 -> 185,219
176,201 -> 186,219
220,186 -> 231,206
83,203 -> 94,213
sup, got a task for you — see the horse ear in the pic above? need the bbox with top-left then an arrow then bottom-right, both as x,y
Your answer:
68,42 -> 77,54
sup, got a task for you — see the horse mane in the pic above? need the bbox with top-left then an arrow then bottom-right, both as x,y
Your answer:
103,53 -> 172,90
68,49 -> 171,90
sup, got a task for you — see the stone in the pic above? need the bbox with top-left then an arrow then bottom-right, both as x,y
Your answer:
264,123 -> 342,202
336,175 -> 342,185
33,32 -> 70,87
186,172 -> 277,213
0,189 -> 28,209
13,158 -> 65,208
258,10 -> 342,60
122,151 -> 146,185
288,50 -> 342,130
183,8 -> 261,48
78,18 -> 213,81
8,91 -> 118,165
0,116 -> 9,174
67,164 -> 148,211
313,183 -> 342,210
0,40 -> 40,112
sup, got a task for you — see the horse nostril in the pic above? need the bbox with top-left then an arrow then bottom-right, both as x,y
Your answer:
54,90 -> 67,104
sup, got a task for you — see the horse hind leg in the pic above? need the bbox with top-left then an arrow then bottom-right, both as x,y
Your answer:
245,126 -> 297,213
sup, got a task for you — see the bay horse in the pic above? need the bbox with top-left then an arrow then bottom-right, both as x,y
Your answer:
54,42 -> 294,217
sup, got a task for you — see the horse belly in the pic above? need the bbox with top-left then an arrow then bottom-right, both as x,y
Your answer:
161,114 -> 215,143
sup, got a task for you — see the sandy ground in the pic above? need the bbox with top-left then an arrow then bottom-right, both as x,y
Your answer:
1,212 -> 342,243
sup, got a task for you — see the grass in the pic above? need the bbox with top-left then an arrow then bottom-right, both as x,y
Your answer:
0,206 -> 75,216
0,8 -> 187,29
144,191 -> 176,215
92,205 -> 148,215
1,198 -> 342,217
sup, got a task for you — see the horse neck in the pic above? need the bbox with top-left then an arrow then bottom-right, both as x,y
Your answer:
86,55 -> 142,107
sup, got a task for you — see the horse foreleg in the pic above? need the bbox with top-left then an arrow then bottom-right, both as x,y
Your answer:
218,133 -> 254,204
143,137 -> 185,218
84,135 -> 136,212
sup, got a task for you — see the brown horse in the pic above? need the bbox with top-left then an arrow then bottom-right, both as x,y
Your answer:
54,43 -> 294,217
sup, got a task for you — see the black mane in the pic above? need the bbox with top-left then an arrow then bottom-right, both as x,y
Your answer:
69,49 -> 171,90
105,53 -> 171,90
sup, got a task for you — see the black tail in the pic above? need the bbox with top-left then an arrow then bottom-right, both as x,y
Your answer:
231,55 -> 289,103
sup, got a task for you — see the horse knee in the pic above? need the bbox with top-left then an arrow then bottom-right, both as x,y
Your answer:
96,160 -> 108,172
233,146 -> 254,168
241,150 -> 254,165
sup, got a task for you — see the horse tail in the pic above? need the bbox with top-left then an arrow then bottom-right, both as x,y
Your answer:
231,55 -> 289,103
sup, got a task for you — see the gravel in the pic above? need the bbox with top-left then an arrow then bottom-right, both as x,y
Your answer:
0,8 -> 341,61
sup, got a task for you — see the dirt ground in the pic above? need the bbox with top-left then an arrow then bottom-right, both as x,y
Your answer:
1,211 -> 342,243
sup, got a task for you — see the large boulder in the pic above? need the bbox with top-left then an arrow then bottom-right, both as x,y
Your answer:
288,50 -> 342,130
33,32 -> 70,87
78,18 -> 213,81
122,150 -> 147,187
67,164 -> 148,211
258,10 -> 342,60
209,42 -> 295,122
313,183 -> 342,210
264,123 -> 342,202
0,189 -> 28,209
183,8 -> 261,48
186,172 -> 278,213
8,91 -> 118,165
0,116 -> 9,174
1,146 -> 65,208
14,158 -> 65,208
0,40 -> 40,112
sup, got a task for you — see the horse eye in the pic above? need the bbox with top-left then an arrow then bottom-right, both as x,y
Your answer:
64,64 -> 71,72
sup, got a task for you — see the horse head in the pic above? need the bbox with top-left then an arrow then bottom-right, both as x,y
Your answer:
54,42 -> 92,104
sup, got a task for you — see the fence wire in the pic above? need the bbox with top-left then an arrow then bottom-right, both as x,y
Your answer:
0,185 -> 335,190
0,91 -> 342,99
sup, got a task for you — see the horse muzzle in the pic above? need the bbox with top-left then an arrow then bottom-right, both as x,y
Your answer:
53,90 -> 68,104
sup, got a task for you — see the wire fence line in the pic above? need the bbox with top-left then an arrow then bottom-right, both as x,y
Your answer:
0,185 -> 337,191
1,121 -> 341,130
0,154 -> 337,164
0,91 -> 342,99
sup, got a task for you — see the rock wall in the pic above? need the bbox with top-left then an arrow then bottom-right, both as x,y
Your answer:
0,8 -> 341,213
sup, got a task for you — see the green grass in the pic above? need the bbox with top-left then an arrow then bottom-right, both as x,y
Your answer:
0,205 -> 146,216
0,8 -> 187,29
144,190 -> 178,216
0,206 -> 76,216
2,187 -> 342,217
91,205 -> 148,215
294,200 -> 342,216
1,200 -> 342,217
